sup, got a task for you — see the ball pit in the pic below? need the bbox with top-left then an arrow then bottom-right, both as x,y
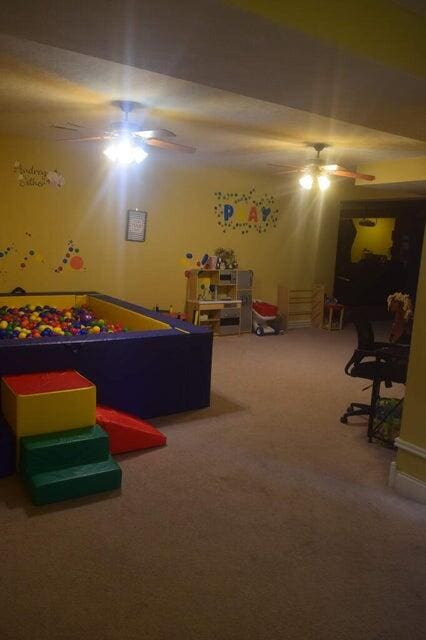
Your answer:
0,304 -> 129,340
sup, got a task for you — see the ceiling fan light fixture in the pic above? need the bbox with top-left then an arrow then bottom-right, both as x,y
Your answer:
317,174 -> 331,191
299,174 -> 313,190
132,146 -> 148,164
103,140 -> 148,164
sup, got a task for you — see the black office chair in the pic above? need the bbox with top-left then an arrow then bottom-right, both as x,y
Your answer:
341,314 -> 409,442
340,314 -> 390,422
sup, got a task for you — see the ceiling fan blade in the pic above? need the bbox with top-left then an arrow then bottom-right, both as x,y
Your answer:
51,122 -> 87,132
56,135 -> 113,142
268,162 -> 302,170
331,169 -> 375,181
273,169 -> 301,175
133,129 -> 176,139
51,124 -> 79,132
144,138 -> 196,153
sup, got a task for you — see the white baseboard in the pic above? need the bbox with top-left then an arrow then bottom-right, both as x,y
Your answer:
394,437 -> 426,459
389,462 -> 426,505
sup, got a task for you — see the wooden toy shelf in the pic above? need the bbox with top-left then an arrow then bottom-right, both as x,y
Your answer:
277,284 -> 325,329
186,269 -> 252,335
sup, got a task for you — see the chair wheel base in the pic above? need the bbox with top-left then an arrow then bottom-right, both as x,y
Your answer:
340,416 -> 348,424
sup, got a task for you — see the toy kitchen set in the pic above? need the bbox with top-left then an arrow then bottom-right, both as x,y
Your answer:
185,269 -> 253,335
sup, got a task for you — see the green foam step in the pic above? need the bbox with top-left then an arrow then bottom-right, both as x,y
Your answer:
20,425 -> 109,477
26,455 -> 122,505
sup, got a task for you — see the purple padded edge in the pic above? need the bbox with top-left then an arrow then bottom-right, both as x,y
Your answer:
0,290 -> 210,347
0,291 -> 212,419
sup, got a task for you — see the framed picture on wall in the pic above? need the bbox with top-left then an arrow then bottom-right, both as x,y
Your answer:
126,209 -> 147,242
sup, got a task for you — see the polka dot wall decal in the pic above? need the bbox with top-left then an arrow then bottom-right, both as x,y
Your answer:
54,240 -> 85,273
70,255 -> 84,270
0,243 -> 15,258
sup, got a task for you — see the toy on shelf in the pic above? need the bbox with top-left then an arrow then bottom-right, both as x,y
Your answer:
214,247 -> 238,269
252,300 -> 283,336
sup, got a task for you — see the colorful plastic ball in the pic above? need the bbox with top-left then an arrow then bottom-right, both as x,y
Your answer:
0,303 -> 131,340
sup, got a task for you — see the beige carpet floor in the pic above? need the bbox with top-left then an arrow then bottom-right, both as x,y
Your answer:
0,327 -> 425,640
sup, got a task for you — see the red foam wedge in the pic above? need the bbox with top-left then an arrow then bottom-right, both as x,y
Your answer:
96,406 -> 166,454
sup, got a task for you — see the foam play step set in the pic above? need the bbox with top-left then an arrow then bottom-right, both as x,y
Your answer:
21,428 -> 121,506
1,370 -> 96,442
96,405 -> 167,454
0,369 -> 167,506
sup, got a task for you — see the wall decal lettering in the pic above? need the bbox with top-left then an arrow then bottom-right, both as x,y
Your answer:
14,161 -> 65,188
214,188 -> 279,234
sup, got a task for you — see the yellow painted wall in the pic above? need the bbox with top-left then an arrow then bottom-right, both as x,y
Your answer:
0,135 -> 341,310
357,156 -> 426,186
226,0 -> 426,76
396,225 -> 426,483
0,135 -> 415,313
351,217 -> 395,262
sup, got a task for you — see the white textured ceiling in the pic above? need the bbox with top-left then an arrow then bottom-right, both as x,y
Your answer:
0,0 -> 425,140
0,35 -> 425,176
0,0 -> 425,182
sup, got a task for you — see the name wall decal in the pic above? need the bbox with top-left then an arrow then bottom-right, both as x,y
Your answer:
13,161 -> 65,188
214,188 -> 279,234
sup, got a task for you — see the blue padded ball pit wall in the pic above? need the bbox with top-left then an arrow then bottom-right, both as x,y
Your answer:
0,292 -> 213,419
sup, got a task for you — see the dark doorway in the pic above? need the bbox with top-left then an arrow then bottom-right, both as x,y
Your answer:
333,199 -> 426,318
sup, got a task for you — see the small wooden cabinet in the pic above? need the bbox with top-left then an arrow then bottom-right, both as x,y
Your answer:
186,269 -> 253,335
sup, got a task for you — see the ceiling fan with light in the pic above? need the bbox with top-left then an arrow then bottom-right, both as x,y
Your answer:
53,100 -> 196,164
269,143 -> 375,191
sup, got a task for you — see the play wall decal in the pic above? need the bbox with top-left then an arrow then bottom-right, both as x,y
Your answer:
214,188 -> 279,234
14,161 -> 65,188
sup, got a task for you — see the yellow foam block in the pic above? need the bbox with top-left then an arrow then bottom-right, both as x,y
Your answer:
1,371 -> 96,442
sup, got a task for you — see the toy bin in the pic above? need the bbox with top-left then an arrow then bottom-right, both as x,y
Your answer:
252,300 -> 283,336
